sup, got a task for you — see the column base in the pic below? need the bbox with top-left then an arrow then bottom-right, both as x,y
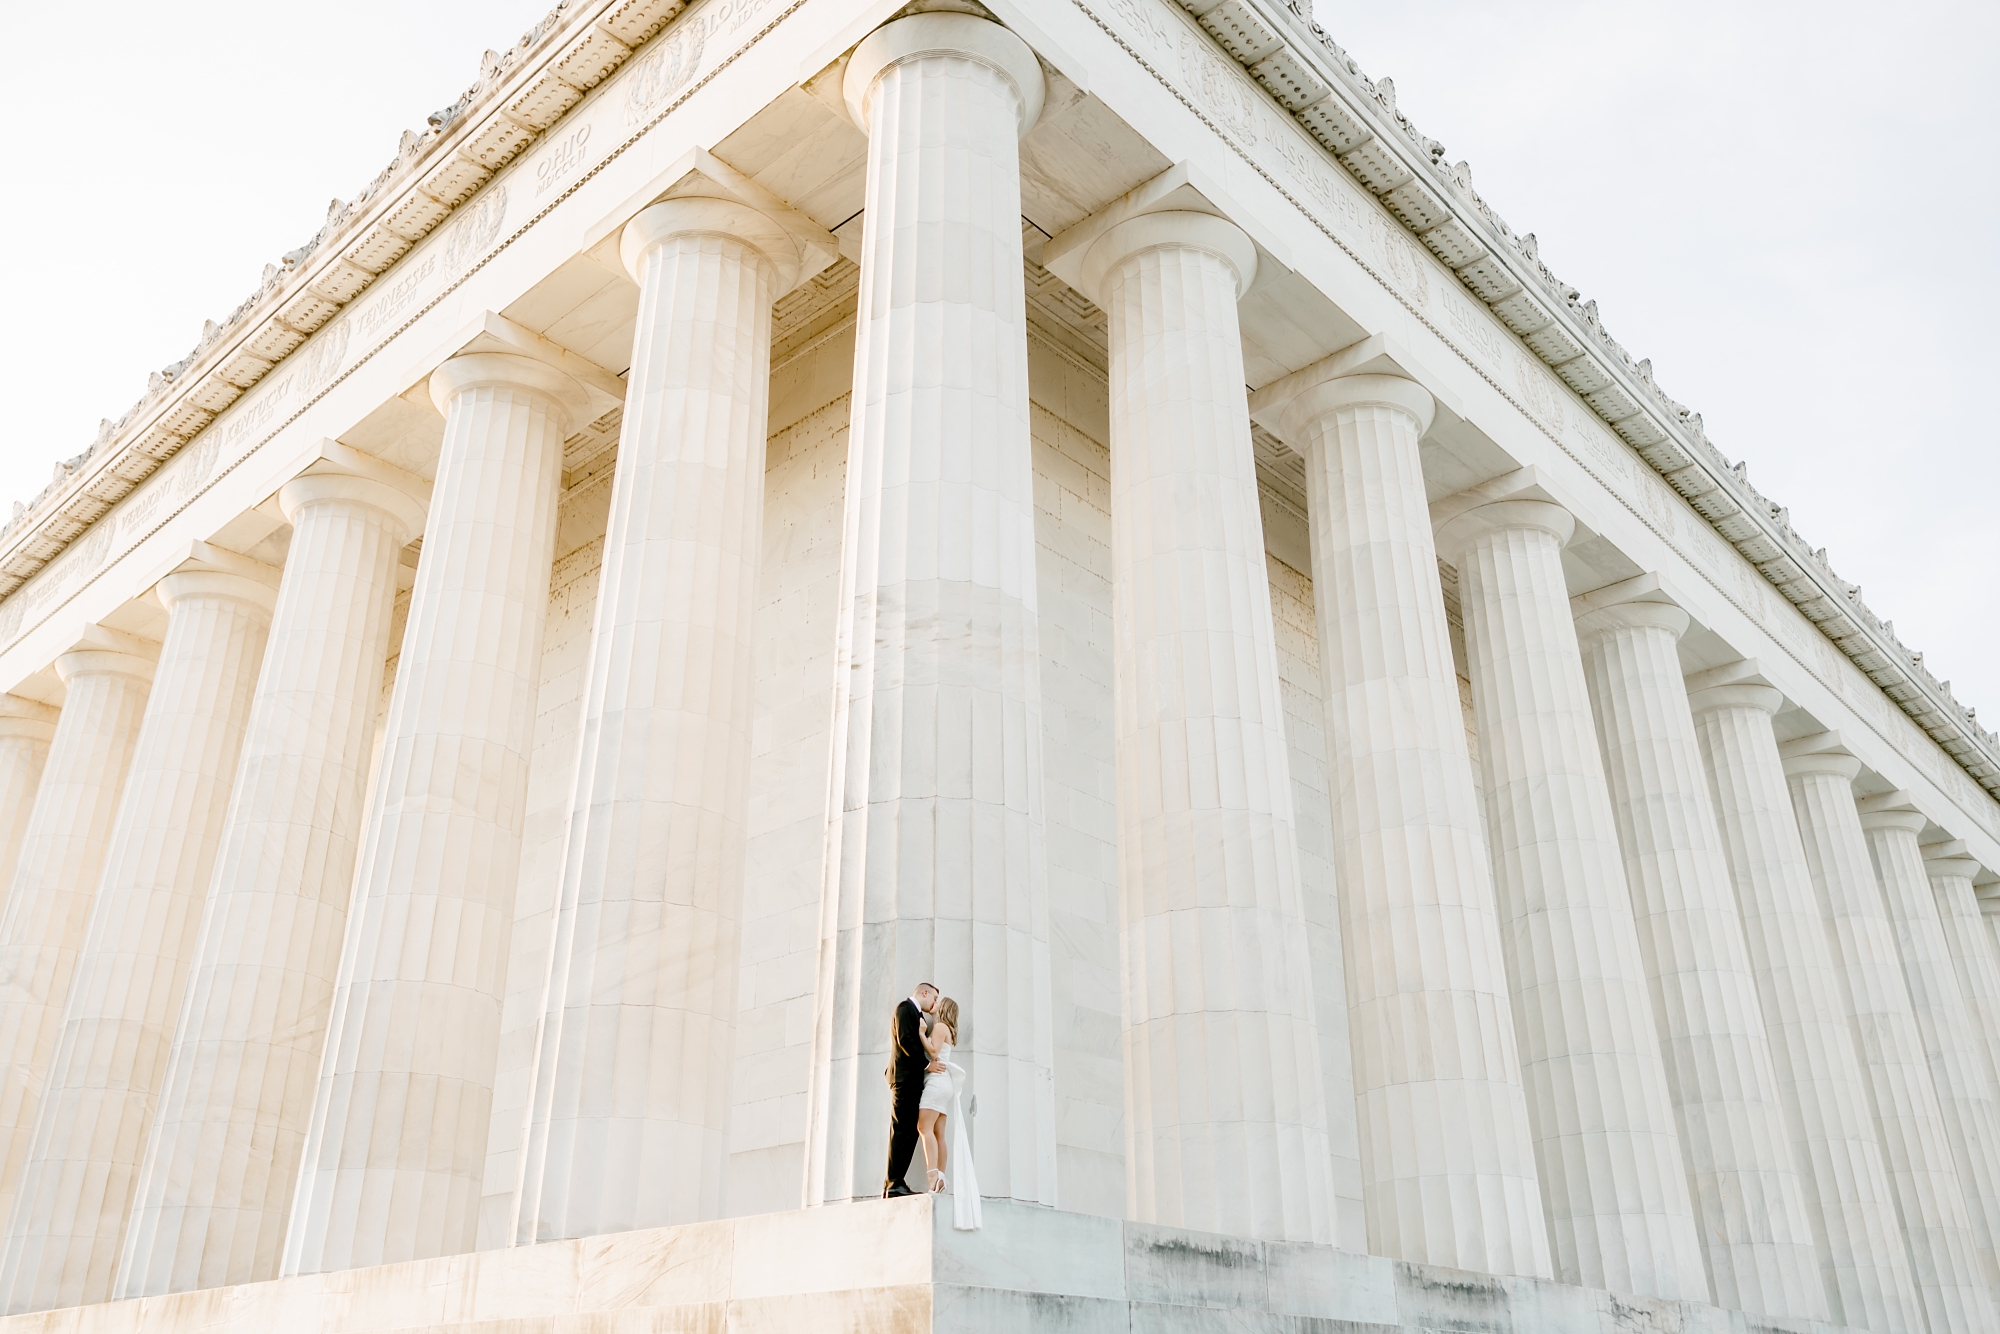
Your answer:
14,1200 -> 1868,1332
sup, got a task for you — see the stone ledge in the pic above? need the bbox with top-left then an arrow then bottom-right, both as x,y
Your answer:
0,1199 -> 1871,1332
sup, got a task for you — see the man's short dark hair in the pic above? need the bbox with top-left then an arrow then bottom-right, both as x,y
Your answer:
917,981 -> 938,994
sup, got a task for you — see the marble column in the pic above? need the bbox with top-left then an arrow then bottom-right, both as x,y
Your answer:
117,465 -> 427,1298
804,12 -> 1057,1209
1434,499 -> 1705,1301
0,633 -> 156,1233
282,352 -> 586,1275
1574,600 -> 1821,1319
0,562 -> 276,1313
1074,210 -> 1331,1243
1785,748 -> 1995,1331
1688,683 -> 1922,1332
1264,371 -> 1547,1273
1928,842 -> 2000,1104
1857,794 -> 2000,1291
515,197 -> 811,1242
0,700 -> 56,890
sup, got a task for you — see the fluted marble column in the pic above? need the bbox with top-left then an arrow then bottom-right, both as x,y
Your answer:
1688,684 -> 1921,1332
0,562 -> 275,1312
1858,794 -> 2000,1292
0,700 -> 56,890
1928,842 -> 2000,1108
118,466 -> 427,1298
1574,599 -> 1821,1318
516,197 -> 813,1242
283,353 -> 586,1275
1785,748 -> 1995,1332
0,634 -> 156,1232
1075,210 -> 1331,1243
1435,499 -> 1704,1301
1264,371 -> 1546,1272
805,12 -> 1057,1209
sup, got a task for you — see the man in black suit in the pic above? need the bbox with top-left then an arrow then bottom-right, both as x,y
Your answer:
884,982 -> 943,1197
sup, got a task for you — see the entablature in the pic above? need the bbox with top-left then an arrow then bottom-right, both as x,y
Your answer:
2,0 -> 1994,820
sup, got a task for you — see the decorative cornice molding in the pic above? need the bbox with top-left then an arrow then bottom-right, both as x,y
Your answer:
1160,0 -> 2000,806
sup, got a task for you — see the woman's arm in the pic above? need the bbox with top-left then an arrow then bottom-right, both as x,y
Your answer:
923,1021 -> 952,1056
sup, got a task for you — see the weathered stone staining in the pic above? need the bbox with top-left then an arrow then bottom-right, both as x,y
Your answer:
0,0 -> 1992,1330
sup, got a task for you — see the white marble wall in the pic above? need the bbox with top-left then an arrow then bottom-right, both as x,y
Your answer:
1021,344 -> 1125,1223
729,375 -> 851,1217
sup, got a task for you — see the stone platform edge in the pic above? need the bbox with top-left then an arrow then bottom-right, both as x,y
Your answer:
0,1198 -> 1870,1333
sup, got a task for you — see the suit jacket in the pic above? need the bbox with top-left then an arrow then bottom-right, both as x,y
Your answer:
888,997 -> 929,1086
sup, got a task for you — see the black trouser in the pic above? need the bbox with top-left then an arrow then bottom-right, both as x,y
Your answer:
884,1075 -> 923,1192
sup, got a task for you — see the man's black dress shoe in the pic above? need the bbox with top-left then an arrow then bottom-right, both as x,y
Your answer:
884,1182 -> 917,1198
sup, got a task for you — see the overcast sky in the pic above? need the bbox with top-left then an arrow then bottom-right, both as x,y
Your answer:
3,1 -> 1993,715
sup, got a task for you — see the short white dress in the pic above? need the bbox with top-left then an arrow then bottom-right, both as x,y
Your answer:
919,1041 -> 954,1113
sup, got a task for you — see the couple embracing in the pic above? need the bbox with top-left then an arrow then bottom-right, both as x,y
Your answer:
883,982 -> 980,1229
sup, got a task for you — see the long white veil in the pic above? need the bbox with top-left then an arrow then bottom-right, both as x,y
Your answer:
943,1057 -> 980,1230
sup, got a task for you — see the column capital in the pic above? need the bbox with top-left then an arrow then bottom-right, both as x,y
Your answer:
1573,598 -> 1688,642
1077,210 -> 1257,305
1855,790 -> 1926,835
1266,372 -> 1435,444
0,695 -> 57,726
279,444 -> 432,542
1778,730 -> 1859,780
427,351 -> 593,426
156,548 -> 281,619
621,197 -> 805,291
1434,497 -> 1574,564
1781,749 -> 1860,781
53,626 -> 158,687
1922,839 -> 1983,881
1683,656 -> 1772,695
1247,334 -> 1441,442
156,570 -> 279,619
54,649 -> 155,687
0,695 -> 55,745
1687,682 -> 1783,717
843,12 -> 1046,136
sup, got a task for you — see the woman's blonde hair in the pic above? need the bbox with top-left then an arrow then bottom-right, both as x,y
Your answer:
935,997 -> 959,1040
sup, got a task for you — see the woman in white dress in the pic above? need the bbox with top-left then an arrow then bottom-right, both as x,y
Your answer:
915,998 -> 981,1226
916,997 -> 958,1192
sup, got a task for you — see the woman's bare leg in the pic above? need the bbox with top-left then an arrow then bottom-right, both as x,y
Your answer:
935,1113 -> 947,1177
918,1109 -> 942,1184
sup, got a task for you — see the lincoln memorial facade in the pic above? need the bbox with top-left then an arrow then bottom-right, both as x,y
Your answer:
0,0 -> 1995,1329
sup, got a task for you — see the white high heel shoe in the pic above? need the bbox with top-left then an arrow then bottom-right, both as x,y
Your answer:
928,1169 -> 946,1193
